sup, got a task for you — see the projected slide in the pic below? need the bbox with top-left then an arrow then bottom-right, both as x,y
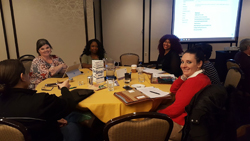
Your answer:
172,0 -> 241,42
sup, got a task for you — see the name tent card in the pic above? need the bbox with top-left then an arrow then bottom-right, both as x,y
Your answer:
116,68 -> 127,80
92,60 -> 105,83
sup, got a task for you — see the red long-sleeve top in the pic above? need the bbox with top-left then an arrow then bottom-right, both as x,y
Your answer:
158,73 -> 211,126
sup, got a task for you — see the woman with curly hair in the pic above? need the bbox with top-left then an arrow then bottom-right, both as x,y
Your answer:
157,34 -> 183,77
80,39 -> 106,68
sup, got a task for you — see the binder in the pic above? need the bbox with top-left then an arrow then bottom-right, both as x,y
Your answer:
114,89 -> 151,105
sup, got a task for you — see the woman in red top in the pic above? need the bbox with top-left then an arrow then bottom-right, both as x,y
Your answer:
158,48 -> 211,141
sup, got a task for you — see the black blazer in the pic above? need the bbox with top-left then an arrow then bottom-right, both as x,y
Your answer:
0,87 -> 77,141
156,50 -> 182,77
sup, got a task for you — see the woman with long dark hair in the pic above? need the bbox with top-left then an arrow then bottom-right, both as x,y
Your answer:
0,59 -> 83,141
80,39 -> 106,68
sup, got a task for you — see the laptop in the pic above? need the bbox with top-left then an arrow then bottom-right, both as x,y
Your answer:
62,64 -> 82,79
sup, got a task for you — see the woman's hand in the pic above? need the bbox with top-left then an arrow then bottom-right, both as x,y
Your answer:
49,64 -> 65,76
57,79 -> 71,89
61,63 -> 67,69
59,63 -> 67,74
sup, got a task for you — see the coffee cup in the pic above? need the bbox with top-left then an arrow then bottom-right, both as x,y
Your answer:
131,64 -> 137,73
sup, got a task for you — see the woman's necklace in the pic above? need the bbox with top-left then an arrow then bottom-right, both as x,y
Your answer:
41,56 -> 52,64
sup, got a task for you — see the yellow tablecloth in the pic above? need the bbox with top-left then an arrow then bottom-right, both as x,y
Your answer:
36,67 -> 171,123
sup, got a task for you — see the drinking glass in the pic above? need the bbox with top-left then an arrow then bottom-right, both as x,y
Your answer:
107,78 -> 114,91
138,73 -> 145,82
124,79 -> 131,87
105,58 -> 116,78
124,73 -> 131,87
78,80 -> 84,86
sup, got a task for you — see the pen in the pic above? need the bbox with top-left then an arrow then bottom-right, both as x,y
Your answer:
69,86 -> 77,89
149,91 -> 160,95
45,83 -> 57,86
99,83 -> 106,88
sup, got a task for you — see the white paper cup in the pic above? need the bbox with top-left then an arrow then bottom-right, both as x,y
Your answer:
131,64 -> 137,73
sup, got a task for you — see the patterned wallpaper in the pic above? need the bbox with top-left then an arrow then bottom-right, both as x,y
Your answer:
34,0 -> 85,30
11,0 -> 88,65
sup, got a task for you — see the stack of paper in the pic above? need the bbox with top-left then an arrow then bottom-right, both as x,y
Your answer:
152,73 -> 175,78
142,68 -> 165,74
137,87 -> 170,98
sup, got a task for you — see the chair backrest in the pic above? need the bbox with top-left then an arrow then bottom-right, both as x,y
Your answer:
0,118 -> 31,141
224,67 -> 242,88
103,112 -> 173,141
19,55 -> 35,74
182,84 -> 236,141
19,55 -> 35,61
226,59 -> 240,70
120,53 -> 139,66
79,54 -> 84,68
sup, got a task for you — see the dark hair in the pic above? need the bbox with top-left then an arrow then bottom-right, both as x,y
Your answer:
158,34 -> 183,56
36,39 -> 52,55
239,38 -> 250,52
0,59 -> 25,95
192,43 -> 212,60
184,48 -> 205,68
82,39 -> 106,59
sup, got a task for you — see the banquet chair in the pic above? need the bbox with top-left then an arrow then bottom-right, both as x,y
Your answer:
19,54 -> 35,61
19,54 -> 35,74
79,54 -> 84,68
103,112 -> 173,141
120,53 -> 139,66
0,118 -> 31,141
226,59 -> 240,70
182,84 -> 236,141
224,67 -> 243,88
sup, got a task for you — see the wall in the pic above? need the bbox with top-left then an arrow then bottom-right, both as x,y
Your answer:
93,0 -> 102,42
101,0 -> 250,62
1,0 -> 250,64
0,6 -> 7,61
1,0 -> 16,59
102,0 -> 143,62
0,0 -> 91,66
86,0 -> 95,40
150,0 -> 173,61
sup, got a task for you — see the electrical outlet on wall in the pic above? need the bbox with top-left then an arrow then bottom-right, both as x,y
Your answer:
144,52 -> 148,56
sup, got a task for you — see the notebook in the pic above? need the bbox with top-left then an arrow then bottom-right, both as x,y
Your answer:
114,87 -> 171,105
62,64 -> 81,79
114,89 -> 151,105
151,74 -> 175,84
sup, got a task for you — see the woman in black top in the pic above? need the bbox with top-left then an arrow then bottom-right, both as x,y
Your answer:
0,59 -> 83,141
157,34 -> 183,77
